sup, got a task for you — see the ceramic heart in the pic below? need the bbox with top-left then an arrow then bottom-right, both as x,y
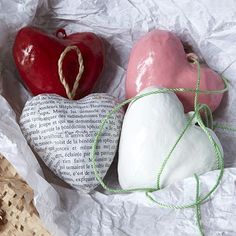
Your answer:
13,27 -> 104,99
118,87 -> 223,189
126,30 -> 224,112
20,93 -> 124,192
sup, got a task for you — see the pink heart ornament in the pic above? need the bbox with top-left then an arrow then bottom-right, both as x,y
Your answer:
126,30 -> 225,112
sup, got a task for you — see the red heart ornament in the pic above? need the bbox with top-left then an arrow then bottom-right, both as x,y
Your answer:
126,30 -> 225,112
13,27 -> 104,99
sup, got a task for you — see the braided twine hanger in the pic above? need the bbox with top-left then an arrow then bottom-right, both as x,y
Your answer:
58,45 -> 84,100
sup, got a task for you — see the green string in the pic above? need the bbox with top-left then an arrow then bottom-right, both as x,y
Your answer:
156,108 -> 197,190
90,58 -> 228,234
194,174 -> 204,236
214,123 -> 236,132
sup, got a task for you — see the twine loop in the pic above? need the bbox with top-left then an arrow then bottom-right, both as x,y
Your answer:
58,45 -> 84,100
187,53 -> 199,63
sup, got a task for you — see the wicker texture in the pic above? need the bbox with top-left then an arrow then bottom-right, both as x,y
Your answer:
0,155 -> 51,236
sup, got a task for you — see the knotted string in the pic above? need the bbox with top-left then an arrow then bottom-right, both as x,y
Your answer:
58,45 -> 84,100
90,58 -> 228,235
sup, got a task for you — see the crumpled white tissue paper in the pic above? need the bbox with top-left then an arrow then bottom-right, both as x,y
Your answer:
0,0 -> 236,235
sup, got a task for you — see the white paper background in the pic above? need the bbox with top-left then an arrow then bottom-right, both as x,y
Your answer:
0,0 -> 236,235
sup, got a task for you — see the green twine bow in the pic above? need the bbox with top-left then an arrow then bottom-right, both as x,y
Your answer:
90,58 -> 229,235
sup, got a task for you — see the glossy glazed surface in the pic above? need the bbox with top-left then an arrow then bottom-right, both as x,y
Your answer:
13,27 -> 104,99
118,87 -> 223,189
126,30 -> 224,112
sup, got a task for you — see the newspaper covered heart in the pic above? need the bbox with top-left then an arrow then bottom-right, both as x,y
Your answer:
20,93 -> 124,192
118,87 -> 223,189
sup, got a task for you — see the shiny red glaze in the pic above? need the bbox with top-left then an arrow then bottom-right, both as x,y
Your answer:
13,27 -> 104,99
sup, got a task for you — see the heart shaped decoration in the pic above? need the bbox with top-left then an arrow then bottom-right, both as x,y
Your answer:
13,27 -> 104,99
20,93 -> 124,192
126,30 -> 225,112
118,87 -> 223,189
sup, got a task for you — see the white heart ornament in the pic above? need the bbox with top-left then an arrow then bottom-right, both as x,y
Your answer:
118,87 -> 223,189
20,93 -> 124,192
